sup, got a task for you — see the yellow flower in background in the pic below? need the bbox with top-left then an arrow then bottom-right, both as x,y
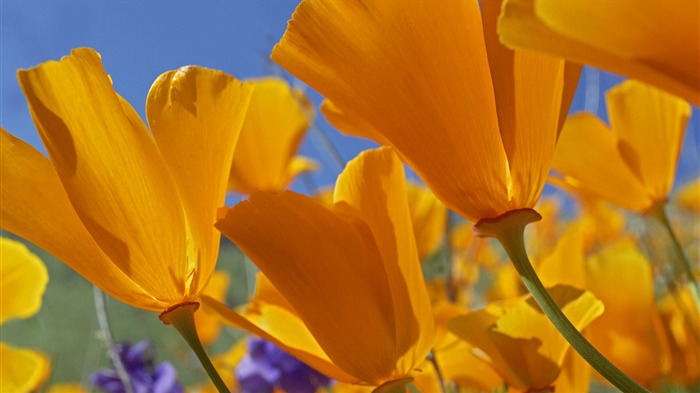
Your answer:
228,77 -> 317,194
205,147 -> 435,387
498,0 -> 700,106
0,238 -> 50,392
449,285 -> 603,392
658,288 -> 700,386
405,183 -> 447,260
46,384 -> 89,393
195,270 -> 231,345
0,48 -> 253,311
552,79 -> 691,213
271,0 -> 580,222
676,178 -> 700,214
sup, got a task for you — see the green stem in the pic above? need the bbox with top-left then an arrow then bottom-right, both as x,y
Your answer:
159,303 -> 229,393
474,208 -> 649,393
645,202 -> 700,308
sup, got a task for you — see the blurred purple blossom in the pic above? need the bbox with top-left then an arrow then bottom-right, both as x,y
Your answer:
91,341 -> 183,393
236,337 -> 333,393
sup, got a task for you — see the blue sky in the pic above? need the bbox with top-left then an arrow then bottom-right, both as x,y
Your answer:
2,1 -> 698,199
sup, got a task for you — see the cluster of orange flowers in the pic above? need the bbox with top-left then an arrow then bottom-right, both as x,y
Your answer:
2,1 -> 698,392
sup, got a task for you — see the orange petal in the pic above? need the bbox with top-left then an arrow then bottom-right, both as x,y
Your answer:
0,238 -> 47,324
0,343 -> 50,393
676,177 -> 700,213
333,147 -> 435,376
498,0 -> 700,106
606,80 -> 691,202
216,190 -> 397,384
0,128 -> 164,311
17,48 -> 187,303
202,295 -> 356,383
147,66 -> 253,297
273,0 -> 511,221
552,113 -> 651,212
228,78 -> 312,194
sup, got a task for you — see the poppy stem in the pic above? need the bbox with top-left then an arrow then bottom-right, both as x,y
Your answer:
160,303 -> 229,393
474,208 -> 649,393
644,202 -> 700,308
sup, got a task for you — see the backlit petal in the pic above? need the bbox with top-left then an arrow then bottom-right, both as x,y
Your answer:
17,48 -> 186,302
482,0 -> 570,208
333,148 -> 435,376
216,190 -> 397,384
147,66 -> 253,297
0,343 -> 49,393
0,129 -> 164,311
606,80 -> 691,201
228,78 -> 311,194
0,238 -> 48,324
273,0 -> 510,221
498,0 -> 700,106
552,113 -> 651,211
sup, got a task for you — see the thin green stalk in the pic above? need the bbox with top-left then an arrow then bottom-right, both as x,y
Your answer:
428,350 -> 448,393
645,202 -> 700,308
474,208 -> 649,393
159,303 -> 229,393
93,286 -> 134,393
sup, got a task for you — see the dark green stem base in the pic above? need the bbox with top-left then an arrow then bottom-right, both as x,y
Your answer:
160,302 -> 229,393
474,208 -> 649,393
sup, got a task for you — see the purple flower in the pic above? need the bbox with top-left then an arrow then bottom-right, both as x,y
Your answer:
91,341 -> 183,393
236,337 -> 333,393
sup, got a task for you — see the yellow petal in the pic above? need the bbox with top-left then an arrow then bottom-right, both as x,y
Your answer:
228,78 -> 312,194
552,113 -> 651,212
147,66 -> 253,297
333,147 -> 435,376
216,190 -> 396,384
196,270 -> 230,345
450,285 -> 603,390
202,295 -> 356,383
658,288 -> 700,385
405,183 -> 447,260
536,223 -> 587,290
0,238 -> 48,324
676,177 -> 700,213
17,48 -> 187,303
0,128 -> 164,311
606,80 -> 691,202
499,0 -> 700,106
585,242 -> 671,386
0,343 -> 50,393
273,0 -> 511,221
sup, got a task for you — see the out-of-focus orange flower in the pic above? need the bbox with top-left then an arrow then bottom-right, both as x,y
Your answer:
46,384 -> 89,393
228,77 -> 317,194
1,48 -> 252,312
205,147 -> 435,388
271,0 -> 579,223
195,270 -> 231,345
552,79 -> 691,214
0,238 -> 50,392
449,285 -> 603,392
658,288 -> 700,386
585,242 -> 671,388
498,0 -> 700,106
